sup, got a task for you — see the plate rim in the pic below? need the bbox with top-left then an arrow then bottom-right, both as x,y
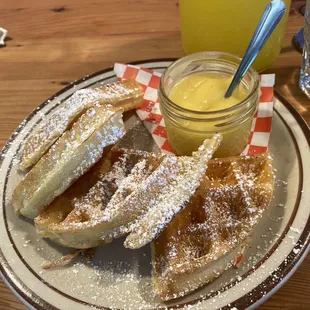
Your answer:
0,59 -> 309,310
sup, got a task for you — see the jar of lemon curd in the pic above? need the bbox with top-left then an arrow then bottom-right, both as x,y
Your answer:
158,52 -> 260,157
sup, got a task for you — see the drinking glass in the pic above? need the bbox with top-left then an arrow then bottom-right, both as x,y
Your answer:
299,0 -> 310,98
179,0 -> 291,72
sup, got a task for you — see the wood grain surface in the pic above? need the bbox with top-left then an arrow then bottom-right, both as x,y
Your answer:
0,0 -> 309,309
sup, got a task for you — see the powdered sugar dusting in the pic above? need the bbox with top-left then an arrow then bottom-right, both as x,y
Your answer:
21,89 -> 107,170
14,105 -> 125,219
152,152 -> 275,300
35,148 -> 167,249
125,134 -> 222,249
35,150 -> 139,248
20,80 -> 142,170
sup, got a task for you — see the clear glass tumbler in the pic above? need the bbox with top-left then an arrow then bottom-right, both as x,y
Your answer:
179,0 -> 291,72
299,0 -> 310,98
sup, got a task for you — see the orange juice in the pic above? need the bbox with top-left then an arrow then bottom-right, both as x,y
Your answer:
179,0 -> 291,72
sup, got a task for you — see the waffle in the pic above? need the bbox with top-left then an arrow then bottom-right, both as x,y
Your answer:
151,152 -> 275,301
34,134 -> 221,249
13,105 -> 125,219
35,148 -> 166,248
20,79 -> 143,170
122,134 -> 222,249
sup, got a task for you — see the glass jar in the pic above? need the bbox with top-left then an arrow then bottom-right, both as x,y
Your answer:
158,52 -> 260,157
179,0 -> 291,72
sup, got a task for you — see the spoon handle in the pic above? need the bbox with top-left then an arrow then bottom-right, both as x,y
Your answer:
225,0 -> 286,98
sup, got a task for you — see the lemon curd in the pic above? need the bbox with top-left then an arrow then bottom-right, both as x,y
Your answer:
159,53 -> 260,157
169,73 -> 248,112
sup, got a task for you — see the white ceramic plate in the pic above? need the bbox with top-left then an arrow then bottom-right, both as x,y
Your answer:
0,60 -> 309,310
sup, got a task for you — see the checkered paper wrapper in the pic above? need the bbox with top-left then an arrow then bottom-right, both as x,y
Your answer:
114,63 -> 275,155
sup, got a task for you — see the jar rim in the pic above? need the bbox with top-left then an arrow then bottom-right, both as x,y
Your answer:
159,51 -> 260,116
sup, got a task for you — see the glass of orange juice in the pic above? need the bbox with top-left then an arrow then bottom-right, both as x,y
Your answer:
179,0 -> 291,72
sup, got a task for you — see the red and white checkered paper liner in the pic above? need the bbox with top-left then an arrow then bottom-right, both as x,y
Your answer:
114,63 -> 275,155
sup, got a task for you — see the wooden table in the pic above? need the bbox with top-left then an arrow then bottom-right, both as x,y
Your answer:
0,1 -> 309,309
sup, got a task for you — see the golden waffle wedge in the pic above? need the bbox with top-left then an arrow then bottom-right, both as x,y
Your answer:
114,134 -> 222,249
34,148 -> 166,249
151,152 -> 275,301
13,105 -> 125,219
20,79 -> 143,170
34,150 -> 113,248
100,150 -> 168,236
